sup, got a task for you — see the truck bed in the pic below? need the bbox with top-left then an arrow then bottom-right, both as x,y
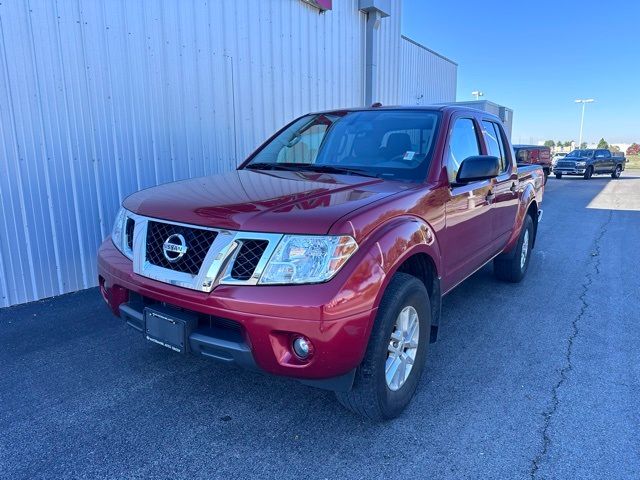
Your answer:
517,163 -> 545,186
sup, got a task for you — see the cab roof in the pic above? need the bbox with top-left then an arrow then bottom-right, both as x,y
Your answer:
309,104 -> 503,123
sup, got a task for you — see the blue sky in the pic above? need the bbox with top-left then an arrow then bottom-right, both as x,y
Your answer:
402,0 -> 640,145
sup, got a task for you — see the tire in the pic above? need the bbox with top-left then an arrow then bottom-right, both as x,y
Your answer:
555,173 -> 562,179
583,166 -> 593,179
336,272 -> 430,421
494,214 -> 534,283
543,170 -> 549,185
611,164 -> 622,179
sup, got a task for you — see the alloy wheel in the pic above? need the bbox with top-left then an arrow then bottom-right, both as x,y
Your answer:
520,229 -> 529,270
386,306 -> 420,391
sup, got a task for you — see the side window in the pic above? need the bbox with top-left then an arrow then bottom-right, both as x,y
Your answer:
494,123 -> 510,173
482,121 -> 508,173
515,149 -> 528,163
447,118 -> 480,183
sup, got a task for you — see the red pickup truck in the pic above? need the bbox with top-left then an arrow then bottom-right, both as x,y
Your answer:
513,145 -> 552,183
98,106 -> 544,420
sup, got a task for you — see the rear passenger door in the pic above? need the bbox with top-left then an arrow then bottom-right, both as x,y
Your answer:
481,120 -> 519,249
442,117 -> 495,289
599,150 -> 613,172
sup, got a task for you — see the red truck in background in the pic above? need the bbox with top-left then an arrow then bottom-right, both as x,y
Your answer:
513,145 -> 552,183
98,106 -> 544,420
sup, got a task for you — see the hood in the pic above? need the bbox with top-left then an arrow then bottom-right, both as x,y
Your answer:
123,169 -> 412,234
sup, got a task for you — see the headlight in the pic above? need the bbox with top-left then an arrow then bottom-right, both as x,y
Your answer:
576,161 -> 586,166
259,235 -> 358,284
111,206 -> 131,258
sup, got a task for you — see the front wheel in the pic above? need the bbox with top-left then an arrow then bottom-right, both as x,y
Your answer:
611,165 -> 622,179
494,214 -> 534,283
336,272 -> 430,421
583,166 -> 593,179
555,173 -> 563,179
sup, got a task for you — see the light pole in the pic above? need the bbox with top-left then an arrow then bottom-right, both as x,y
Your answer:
575,98 -> 594,148
472,90 -> 484,100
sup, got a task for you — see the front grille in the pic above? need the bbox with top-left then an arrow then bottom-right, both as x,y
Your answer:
556,161 -> 576,169
146,221 -> 217,275
198,315 -> 243,334
125,217 -> 135,250
230,239 -> 269,280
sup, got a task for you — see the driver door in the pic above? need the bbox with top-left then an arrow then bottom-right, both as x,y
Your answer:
441,116 -> 495,291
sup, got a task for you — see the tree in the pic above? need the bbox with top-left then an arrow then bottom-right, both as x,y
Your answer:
597,138 -> 609,149
564,141 -> 573,147
627,143 -> 640,156
580,142 -> 588,149
544,140 -> 555,147
609,144 -> 620,153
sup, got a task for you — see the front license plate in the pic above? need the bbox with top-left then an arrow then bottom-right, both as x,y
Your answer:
144,308 -> 190,353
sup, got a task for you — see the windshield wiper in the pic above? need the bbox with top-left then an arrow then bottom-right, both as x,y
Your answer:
298,164 -> 379,178
244,162 -> 302,171
244,162 -> 378,178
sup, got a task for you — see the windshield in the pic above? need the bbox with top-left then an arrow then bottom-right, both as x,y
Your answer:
242,110 -> 441,182
566,149 -> 594,158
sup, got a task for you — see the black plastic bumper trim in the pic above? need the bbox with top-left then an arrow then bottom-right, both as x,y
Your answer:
189,328 -> 257,370
116,300 -> 356,392
119,303 -> 145,333
299,369 -> 356,392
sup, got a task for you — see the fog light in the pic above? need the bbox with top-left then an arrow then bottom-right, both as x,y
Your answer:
292,336 -> 312,359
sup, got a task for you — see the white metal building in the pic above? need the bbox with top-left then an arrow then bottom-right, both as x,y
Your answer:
0,0 -> 458,307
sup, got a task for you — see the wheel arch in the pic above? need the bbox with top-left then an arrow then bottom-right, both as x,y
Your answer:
501,186 -> 539,257
395,252 -> 441,342
362,216 -> 443,343
526,200 -> 539,249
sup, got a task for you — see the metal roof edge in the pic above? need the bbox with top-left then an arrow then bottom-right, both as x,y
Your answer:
400,35 -> 458,66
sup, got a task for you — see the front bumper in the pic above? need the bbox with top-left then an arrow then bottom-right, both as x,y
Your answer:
98,240 -> 377,390
553,166 -> 586,175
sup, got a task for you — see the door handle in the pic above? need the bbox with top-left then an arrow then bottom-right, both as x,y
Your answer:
486,191 -> 495,203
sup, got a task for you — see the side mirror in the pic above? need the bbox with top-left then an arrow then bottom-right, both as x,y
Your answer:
456,155 -> 500,184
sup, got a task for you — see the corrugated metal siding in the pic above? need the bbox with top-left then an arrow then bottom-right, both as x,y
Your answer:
0,1 -> 458,307
373,1 -> 402,105
0,0 -> 367,307
399,36 -> 457,105
372,6 -> 456,107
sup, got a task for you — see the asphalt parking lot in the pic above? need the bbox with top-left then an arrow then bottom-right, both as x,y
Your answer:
2,170 -> 639,480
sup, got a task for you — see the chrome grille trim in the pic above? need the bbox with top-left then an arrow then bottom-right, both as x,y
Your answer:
218,233 -> 282,286
126,212 -> 282,292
